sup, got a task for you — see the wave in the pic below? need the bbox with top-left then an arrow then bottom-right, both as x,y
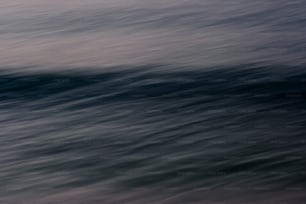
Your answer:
1,65 -> 305,101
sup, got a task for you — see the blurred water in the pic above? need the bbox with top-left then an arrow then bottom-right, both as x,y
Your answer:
1,0 -> 306,68
1,65 -> 306,203
1,1 -> 306,203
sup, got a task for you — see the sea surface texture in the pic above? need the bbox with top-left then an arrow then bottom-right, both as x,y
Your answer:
1,1 -> 306,203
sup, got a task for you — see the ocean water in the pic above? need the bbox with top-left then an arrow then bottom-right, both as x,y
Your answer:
1,1 -> 306,204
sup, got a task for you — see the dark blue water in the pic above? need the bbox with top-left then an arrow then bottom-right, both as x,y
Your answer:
1,0 -> 306,203
1,65 -> 306,203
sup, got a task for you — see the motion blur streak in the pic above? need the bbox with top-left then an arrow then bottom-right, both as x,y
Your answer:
1,0 -> 306,204
1,0 -> 306,68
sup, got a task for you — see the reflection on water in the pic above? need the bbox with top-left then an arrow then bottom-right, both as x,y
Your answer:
1,0 -> 306,68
